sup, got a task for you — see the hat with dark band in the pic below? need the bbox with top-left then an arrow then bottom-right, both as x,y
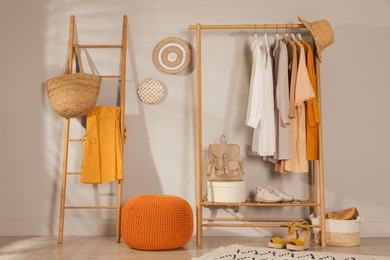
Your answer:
298,16 -> 334,61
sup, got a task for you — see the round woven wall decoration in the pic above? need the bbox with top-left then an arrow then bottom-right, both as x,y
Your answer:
137,78 -> 164,104
152,37 -> 191,75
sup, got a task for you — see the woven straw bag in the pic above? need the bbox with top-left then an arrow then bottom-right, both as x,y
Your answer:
46,45 -> 101,118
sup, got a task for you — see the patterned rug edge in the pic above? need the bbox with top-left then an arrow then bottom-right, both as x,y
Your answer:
192,244 -> 390,260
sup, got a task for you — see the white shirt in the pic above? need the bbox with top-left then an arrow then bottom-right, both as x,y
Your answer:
246,35 -> 276,156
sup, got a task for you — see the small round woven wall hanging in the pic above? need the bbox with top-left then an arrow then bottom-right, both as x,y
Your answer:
137,78 -> 165,105
152,37 -> 191,75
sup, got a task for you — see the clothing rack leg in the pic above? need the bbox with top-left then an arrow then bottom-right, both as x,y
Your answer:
195,23 -> 203,246
315,57 -> 327,247
312,160 -> 318,216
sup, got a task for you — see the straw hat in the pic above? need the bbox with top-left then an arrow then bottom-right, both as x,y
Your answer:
298,16 -> 334,61
152,37 -> 191,75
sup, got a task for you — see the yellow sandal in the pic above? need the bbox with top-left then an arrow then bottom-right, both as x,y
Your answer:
268,221 -> 298,249
286,221 -> 311,251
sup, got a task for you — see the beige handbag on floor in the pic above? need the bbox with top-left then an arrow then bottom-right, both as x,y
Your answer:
45,45 -> 101,118
207,135 -> 244,181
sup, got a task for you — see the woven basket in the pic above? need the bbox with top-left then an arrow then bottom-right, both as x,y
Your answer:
326,231 -> 360,247
310,214 -> 363,247
152,37 -> 191,75
45,45 -> 101,118
137,78 -> 164,104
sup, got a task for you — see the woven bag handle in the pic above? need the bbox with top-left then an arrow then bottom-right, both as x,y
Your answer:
219,135 -> 227,144
73,45 -> 84,73
64,44 -> 84,75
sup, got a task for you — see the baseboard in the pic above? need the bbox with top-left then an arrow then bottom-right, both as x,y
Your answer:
0,219 -> 389,237
360,219 -> 390,237
0,219 -> 117,236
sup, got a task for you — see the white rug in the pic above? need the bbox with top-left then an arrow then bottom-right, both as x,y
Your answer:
192,244 -> 390,260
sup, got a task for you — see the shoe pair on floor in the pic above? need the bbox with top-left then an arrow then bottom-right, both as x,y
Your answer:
255,186 -> 294,203
268,221 -> 311,251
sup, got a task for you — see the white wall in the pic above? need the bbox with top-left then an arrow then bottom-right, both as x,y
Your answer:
1,0 -> 389,237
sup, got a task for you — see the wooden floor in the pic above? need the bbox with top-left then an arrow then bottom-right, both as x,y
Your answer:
1,236 -> 389,259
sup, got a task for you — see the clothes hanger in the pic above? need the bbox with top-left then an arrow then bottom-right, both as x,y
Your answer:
275,24 -> 280,40
263,25 -> 269,67
296,26 -> 303,41
263,25 -> 268,43
284,24 -> 289,38
254,25 -> 258,39
290,24 -> 296,41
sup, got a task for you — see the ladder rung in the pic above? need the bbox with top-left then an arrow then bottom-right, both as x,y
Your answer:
68,138 -> 83,142
78,44 -> 122,48
65,206 -> 118,209
100,75 -> 121,79
66,172 -> 81,175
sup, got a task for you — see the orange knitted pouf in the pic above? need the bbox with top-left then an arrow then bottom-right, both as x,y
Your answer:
121,194 -> 193,250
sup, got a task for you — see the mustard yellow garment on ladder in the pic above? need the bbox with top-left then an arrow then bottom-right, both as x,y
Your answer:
81,106 -> 125,184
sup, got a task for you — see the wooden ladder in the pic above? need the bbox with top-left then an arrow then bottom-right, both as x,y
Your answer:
58,15 -> 127,244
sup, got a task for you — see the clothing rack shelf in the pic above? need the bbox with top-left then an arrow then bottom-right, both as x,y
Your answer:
58,15 -> 127,244
189,22 -> 327,247
202,200 -> 320,207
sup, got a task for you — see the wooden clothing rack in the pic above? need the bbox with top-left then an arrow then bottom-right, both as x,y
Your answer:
58,15 -> 127,244
188,23 -> 327,247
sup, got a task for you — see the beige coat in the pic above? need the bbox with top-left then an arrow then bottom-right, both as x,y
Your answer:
284,41 -> 315,173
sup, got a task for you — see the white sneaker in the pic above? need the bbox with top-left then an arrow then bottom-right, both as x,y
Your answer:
266,186 -> 294,202
255,186 -> 283,203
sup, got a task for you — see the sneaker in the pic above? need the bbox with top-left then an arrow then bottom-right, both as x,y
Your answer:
255,186 -> 283,203
266,186 -> 294,202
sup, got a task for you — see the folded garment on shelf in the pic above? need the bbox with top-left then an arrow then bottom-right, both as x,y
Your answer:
325,207 -> 359,220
